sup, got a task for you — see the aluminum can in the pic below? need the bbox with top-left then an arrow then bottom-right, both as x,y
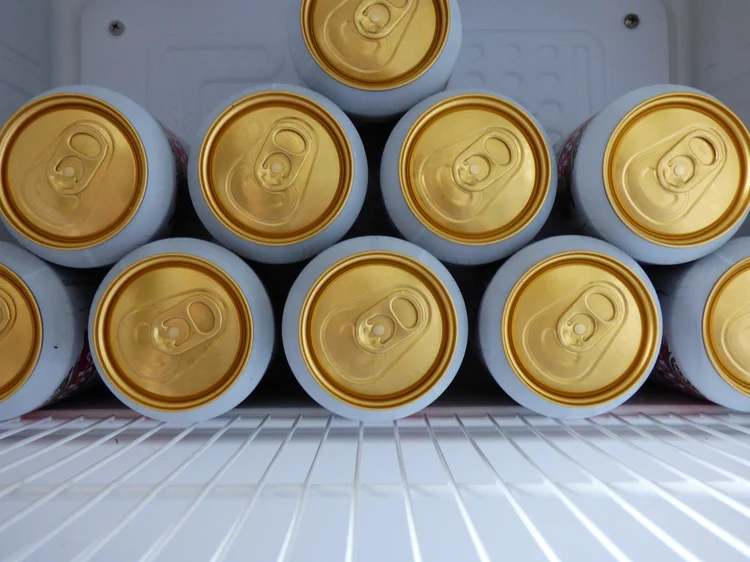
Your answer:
557,85 -> 750,264
289,0 -> 462,118
189,84 -> 367,264
283,236 -> 467,421
0,85 -> 185,268
89,238 -> 274,423
381,89 -> 557,264
478,235 -> 662,418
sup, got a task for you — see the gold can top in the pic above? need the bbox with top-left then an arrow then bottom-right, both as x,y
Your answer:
0,265 -> 42,401
0,93 -> 148,250
400,94 -> 552,245
300,0 -> 451,91
199,91 -> 354,246
502,251 -> 660,407
299,250 -> 458,409
92,254 -> 253,412
604,92 -> 750,247
704,257 -> 750,396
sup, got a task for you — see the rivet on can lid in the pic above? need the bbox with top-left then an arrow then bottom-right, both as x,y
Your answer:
604,92 -> 750,248
502,251 -> 660,408
93,254 -> 253,412
0,94 -> 148,251
0,265 -> 42,401
299,251 -> 458,410
399,94 -> 552,245
199,91 -> 354,246
300,0 -> 451,91
704,257 -> 750,396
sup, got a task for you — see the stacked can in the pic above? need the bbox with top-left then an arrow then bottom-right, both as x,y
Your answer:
0,86 -> 185,268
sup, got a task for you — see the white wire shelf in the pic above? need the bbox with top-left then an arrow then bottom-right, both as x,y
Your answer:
0,405 -> 749,562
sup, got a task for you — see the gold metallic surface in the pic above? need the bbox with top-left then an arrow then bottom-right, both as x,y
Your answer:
299,251 -> 457,409
0,265 -> 42,401
0,94 -> 148,250
704,257 -> 750,396
502,252 -> 660,407
604,93 -> 750,247
300,0 -> 450,90
199,91 -> 353,245
93,254 -> 253,412
400,94 -> 552,245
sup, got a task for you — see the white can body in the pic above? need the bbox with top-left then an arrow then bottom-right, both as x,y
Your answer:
189,83 -> 368,264
0,242 -> 96,420
288,0 -> 462,118
0,85 -> 184,269
381,89 -> 557,265
478,235 -> 662,419
283,236 -> 468,421
88,238 -> 275,423
558,84 -> 750,265
652,238 -> 750,411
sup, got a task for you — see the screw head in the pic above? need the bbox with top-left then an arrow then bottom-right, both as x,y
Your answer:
624,13 -> 640,30
109,20 -> 125,36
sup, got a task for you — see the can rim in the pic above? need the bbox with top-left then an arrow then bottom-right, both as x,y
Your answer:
603,92 -> 750,248
0,264 -> 43,401
399,93 -> 552,246
298,250 -> 458,410
502,251 -> 660,407
198,91 -> 354,246
299,0 -> 451,91
92,253 -> 253,412
0,93 -> 149,251
703,257 -> 750,397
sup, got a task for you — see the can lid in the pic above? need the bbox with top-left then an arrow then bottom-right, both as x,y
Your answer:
299,251 -> 458,410
92,254 -> 253,412
400,94 -> 552,245
300,0 -> 451,91
199,91 -> 354,246
704,257 -> 750,396
604,92 -> 750,247
502,251 -> 660,407
0,93 -> 148,250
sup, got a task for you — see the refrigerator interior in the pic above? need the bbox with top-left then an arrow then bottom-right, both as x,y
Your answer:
1,0 -> 750,561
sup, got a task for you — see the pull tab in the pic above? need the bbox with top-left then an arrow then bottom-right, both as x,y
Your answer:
656,128 -> 726,195
354,288 -> 428,354
150,294 -> 223,356
556,284 -> 625,353
452,129 -> 522,193
45,122 -> 111,195
0,292 -> 13,339
254,119 -> 315,193
722,304 -> 750,379
354,0 -> 414,39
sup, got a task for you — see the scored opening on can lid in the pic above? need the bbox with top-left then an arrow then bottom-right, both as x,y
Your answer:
502,251 -> 660,408
0,264 -> 42,402
604,92 -> 750,248
299,251 -> 458,410
199,91 -> 354,246
300,0 -> 451,91
399,94 -> 552,245
93,254 -> 253,412
0,93 -> 148,251
704,257 -> 750,397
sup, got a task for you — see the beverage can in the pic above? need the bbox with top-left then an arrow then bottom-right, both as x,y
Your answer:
0,241 -> 97,420
189,84 -> 367,264
381,89 -> 557,264
283,235 -> 467,421
0,85 -> 184,268
89,238 -> 274,423
651,237 -> 750,411
557,85 -> 750,264
479,235 -> 662,418
289,0 -> 462,118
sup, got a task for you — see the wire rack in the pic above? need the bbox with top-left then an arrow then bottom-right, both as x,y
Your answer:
0,404 -> 749,562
